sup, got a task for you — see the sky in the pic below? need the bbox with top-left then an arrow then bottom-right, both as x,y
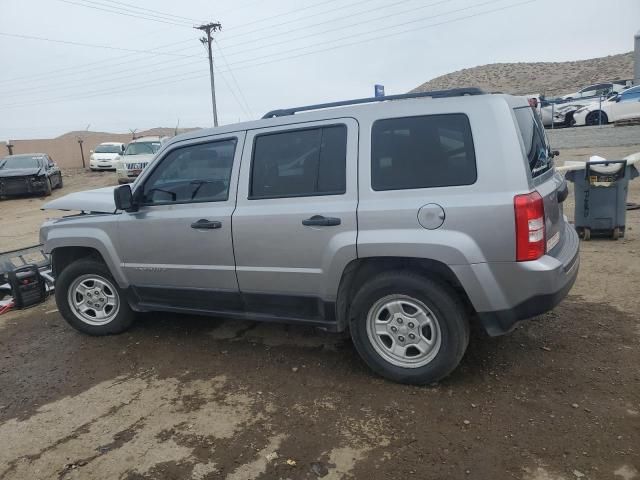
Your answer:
0,0 -> 638,139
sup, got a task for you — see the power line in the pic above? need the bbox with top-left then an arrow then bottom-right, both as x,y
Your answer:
1,0 -> 535,110
222,0 -> 446,53
213,39 -> 252,116
0,31 -> 199,58
93,0 -> 205,24
214,59 -> 251,119
56,0 -> 194,27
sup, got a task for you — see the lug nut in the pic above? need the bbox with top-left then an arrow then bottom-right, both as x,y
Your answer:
398,336 -> 405,342
391,326 -> 398,333
408,322 -> 415,328
397,318 -> 403,324
409,333 -> 416,340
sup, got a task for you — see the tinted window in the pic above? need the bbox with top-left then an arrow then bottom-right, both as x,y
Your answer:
0,155 -> 42,169
95,144 -> 122,153
141,139 -> 236,205
514,107 -> 553,178
125,141 -> 161,155
620,89 -> 640,102
371,114 -> 476,191
250,125 -> 347,199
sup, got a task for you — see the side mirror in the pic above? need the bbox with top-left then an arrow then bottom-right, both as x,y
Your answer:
615,96 -> 621,102
114,184 -> 134,211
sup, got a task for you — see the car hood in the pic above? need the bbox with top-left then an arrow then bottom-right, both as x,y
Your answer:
42,186 -> 117,213
0,167 -> 43,178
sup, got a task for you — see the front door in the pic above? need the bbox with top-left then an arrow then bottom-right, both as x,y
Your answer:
117,133 -> 245,311
232,119 -> 358,320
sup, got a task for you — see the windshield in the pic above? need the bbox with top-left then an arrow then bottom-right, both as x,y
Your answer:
95,144 -> 122,153
0,155 -> 42,170
514,106 -> 553,178
124,142 -> 161,155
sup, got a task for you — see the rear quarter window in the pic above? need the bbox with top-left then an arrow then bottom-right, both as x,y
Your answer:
514,106 -> 553,178
371,113 -> 477,191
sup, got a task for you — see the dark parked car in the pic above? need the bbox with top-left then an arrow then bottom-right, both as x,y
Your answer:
0,153 -> 63,198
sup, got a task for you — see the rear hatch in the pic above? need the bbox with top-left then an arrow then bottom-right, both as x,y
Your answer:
514,106 -> 566,255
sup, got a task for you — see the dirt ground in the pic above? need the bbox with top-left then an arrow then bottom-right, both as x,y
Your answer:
0,145 -> 639,480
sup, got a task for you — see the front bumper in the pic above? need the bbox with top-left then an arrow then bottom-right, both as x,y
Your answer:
90,160 -> 115,169
453,221 -> 580,336
0,176 -> 48,196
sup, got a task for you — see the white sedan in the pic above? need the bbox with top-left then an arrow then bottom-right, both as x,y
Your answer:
89,142 -> 125,170
573,85 -> 640,126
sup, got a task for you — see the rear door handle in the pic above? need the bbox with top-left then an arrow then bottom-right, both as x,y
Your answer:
191,219 -> 222,230
302,215 -> 341,227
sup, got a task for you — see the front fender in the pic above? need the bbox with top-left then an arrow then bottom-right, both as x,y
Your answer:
42,226 -> 128,288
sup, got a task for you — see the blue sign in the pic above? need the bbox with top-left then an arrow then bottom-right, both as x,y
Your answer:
375,84 -> 385,97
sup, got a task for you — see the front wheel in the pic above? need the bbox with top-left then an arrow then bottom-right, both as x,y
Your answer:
55,259 -> 134,335
349,272 -> 470,385
586,111 -> 608,126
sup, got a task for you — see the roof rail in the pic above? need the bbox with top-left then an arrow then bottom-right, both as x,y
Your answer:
262,87 -> 485,119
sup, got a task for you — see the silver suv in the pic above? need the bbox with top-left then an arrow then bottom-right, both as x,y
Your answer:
40,89 -> 579,384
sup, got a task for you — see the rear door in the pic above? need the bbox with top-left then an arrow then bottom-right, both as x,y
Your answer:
614,88 -> 640,120
232,119 -> 358,318
513,106 -> 565,253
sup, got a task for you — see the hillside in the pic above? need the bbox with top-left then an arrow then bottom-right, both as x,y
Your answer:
411,51 -> 634,98
55,127 -> 200,140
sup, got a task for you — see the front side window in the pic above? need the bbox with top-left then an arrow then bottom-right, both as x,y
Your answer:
620,88 -> 640,102
371,114 -> 476,191
250,125 -> 347,199
140,139 -> 236,205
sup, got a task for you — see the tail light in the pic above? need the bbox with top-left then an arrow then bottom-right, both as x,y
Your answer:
514,191 -> 545,261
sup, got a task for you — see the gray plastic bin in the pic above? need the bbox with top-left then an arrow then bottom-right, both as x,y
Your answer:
565,160 -> 639,240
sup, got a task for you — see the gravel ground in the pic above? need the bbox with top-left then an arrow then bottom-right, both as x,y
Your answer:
0,146 -> 639,480
548,124 -> 640,150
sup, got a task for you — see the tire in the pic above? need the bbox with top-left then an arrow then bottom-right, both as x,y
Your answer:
586,111 -> 608,126
43,178 -> 52,196
57,173 -> 64,188
349,271 -> 470,385
582,228 -> 591,241
55,259 -> 135,335
612,227 -> 620,241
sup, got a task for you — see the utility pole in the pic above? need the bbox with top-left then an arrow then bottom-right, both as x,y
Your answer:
195,22 -> 222,127
5,140 -> 14,155
76,137 -> 86,169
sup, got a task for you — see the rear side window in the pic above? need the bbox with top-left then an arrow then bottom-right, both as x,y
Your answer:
371,114 -> 476,191
514,107 -> 552,178
250,125 -> 347,199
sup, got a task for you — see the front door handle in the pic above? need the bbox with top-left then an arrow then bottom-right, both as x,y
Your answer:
302,215 -> 341,227
191,219 -> 222,230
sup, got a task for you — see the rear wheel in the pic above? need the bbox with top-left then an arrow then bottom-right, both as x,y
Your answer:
586,111 -> 608,126
582,227 -> 591,241
55,259 -> 134,335
349,272 -> 470,385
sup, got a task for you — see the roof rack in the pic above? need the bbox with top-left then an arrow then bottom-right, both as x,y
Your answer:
262,87 -> 485,119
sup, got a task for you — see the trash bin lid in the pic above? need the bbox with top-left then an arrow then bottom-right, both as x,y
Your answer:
587,155 -> 625,174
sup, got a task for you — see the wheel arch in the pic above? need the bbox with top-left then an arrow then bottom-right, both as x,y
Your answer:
335,256 -> 474,331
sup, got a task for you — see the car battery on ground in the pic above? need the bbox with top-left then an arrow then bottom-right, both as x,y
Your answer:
566,160 -> 639,240
8,265 -> 47,308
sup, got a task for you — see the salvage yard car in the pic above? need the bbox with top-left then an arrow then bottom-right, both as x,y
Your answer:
573,85 -> 640,126
115,136 -> 162,183
0,153 -> 63,198
89,142 -> 125,171
40,88 -> 579,384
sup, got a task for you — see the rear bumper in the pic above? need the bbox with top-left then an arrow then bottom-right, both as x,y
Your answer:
454,221 -> 580,336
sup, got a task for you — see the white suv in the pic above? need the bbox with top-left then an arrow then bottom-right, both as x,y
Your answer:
115,137 -> 163,184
